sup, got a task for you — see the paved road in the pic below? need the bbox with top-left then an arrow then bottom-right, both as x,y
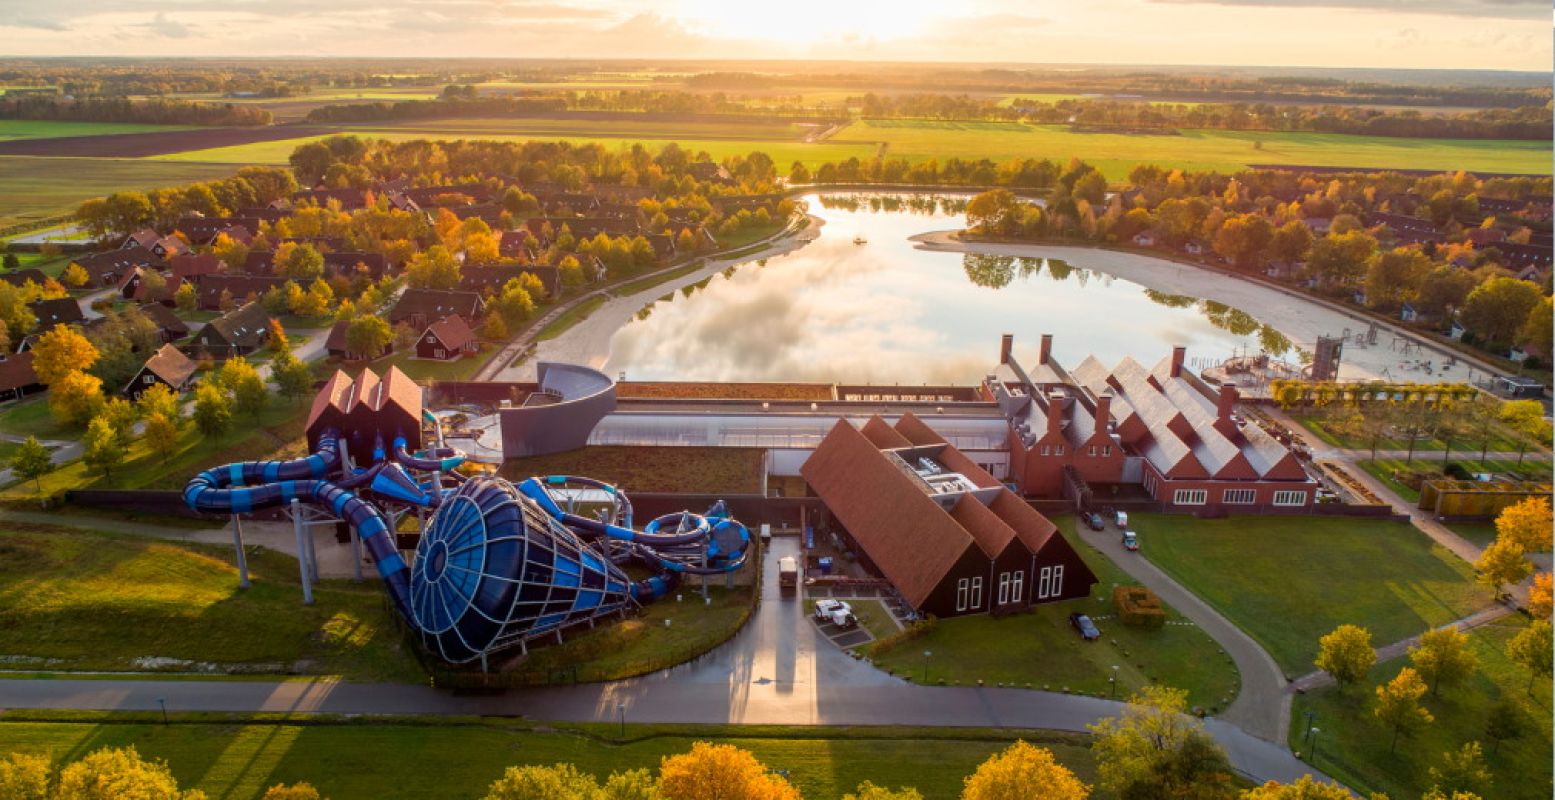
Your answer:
0,534 -> 1332,786
1288,603 -> 1516,692
1075,523 -> 1291,744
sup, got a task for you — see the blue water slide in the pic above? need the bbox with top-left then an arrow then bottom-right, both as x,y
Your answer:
391,436 -> 466,473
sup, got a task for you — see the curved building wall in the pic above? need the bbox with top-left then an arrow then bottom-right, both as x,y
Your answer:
499,362 -> 616,457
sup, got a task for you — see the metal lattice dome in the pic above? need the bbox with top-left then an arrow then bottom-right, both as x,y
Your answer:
409,476 -> 633,664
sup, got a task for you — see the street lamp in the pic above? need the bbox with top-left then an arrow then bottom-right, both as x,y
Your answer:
1110,665 -> 1120,699
1303,710 -> 1317,745
922,650 -> 933,684
156,696 -> 168,725
1308,728 -> 1320,764
616,702 -> 626,738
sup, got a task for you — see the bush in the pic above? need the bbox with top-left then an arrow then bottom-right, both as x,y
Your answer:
1114,586 -> 1167,628
868,615 -> 937,658
1444,462 -> 1473,480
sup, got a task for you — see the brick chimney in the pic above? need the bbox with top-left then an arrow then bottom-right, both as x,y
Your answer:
1046,393 -> 1064,437
1215,384 -> 1239,436
1094,392 -> 1112,435
1169,346 -> 1187,378
1039,334 -> 1053,366
1000,334 -> 1014,365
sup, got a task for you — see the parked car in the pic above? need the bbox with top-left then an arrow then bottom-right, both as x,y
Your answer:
1069,613 -> 1101,641
1114,510 -> 1129,529
1121,530 -> 1139,551
1082,511 -> 1105,531
813,598 -> 857,628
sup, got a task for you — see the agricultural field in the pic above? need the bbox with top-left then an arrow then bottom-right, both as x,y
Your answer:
830,119 -> 1554,179
0,120 -> 194,141
0,718 -> 1098,800
0,156 -> 236,230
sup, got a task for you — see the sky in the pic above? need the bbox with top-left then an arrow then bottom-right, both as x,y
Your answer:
0,0 -> 1548,71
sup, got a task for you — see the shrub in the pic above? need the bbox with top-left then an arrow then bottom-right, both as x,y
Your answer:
868,616 -> 937,657
1114,586 -> 1167,628
1443,462 -> 1472,480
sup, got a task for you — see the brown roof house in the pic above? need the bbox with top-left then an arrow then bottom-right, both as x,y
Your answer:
801,413 -> 1096,618
305,365 -> 423,457
325,320 -> 392,361
124,343 -> 198,400
29,298 -> 85,333
189,302 -> 270,360
72,247 -> 164,288
415,315 -> 478,361
389,289 -> 485,329
137,303 -> 190,343
123,229 -> 189,260
0,351 -> 42,403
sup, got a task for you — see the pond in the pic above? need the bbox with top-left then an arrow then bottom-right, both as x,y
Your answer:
605,193 -> 1294,384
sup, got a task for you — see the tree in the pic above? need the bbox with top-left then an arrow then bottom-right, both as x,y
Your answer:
481,763 -> 601,800
218,357 -> 269,416
1506,619 -> 1552,694
844,782 -> 922,800
345,316 -> 393,361
1460,277 -> 1542,347
54,746 -> 205,800
270,351 -> 315,403
1499,399 -> 1552,465
1409,626 -> 1475,696
99,396 -> 139,449
82,416 -> 127,481
482,314 -> 509,340
292,280 -> 333,318
601,769 -> 662,800
1516,296 -> 1552,360
1088,686 -> 1235,800
1526,572 -> 1552,620
0,750 -> 48,799
173,281 -> 197,312
406,245 -> 462,290
1304,231 -> 1377,291
492,280 -> 536,325
61,262 -> 90,290
30,326 -> 99,384
1315,624 -> 1375,688
279,242 -> 325,281
192,383 -> 233,439
960,740 -> 1087,800
262,784 -> 323,800
1459,394 -> 1504,465
1364,248 -> 1431,311
657,742 -> 801,800
135,382 -> 179,421
1494,496 -> 1551,553
966,189 -> 1023,237
1268,220 -> 1313,265
1483,698 -> 1527,755
1241,775 -> 1351,799
268,318 -> 290,354
2,252 -> 20,271
143,412 -> 180,465
1428,742 -> 1490,798
558,256 -> 586,290
47,370 -> 104,428
1474,537 -> 1532,598
1414,265 -> 1478,320
1373,667 -> 1434,752
10,435 -> 53,501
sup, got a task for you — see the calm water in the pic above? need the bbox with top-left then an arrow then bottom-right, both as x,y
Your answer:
605,193 -> 1292,384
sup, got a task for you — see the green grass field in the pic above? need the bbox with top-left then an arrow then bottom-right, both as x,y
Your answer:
1289,619 -> 1552,800
1138,514 -> 1493,675
0,718 -> 1098,800
344,116 -> 817,141
0,525 -> 421,680
870,518 -> 1240,710
830,119 -> 1552,180
0,121 -> 195,141
0,156 -> 237,230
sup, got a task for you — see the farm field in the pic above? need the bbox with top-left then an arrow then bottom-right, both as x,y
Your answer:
0,718 -> 1098,800
0,120 -> 194,140
344,116 -> 821,141
0,156 -> 236,230
829,119 -> 1554,179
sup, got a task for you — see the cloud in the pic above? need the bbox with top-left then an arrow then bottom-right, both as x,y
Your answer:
144,11 -> 191,38
1149,0 -> 1547,19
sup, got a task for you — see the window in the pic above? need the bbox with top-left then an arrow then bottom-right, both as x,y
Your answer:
143,374 -> 155,384
956,578 -> 969,612
1173,489 -> 1208,506
998,572 -> 1011,605
1054,446 -> 1066,456
1102,446 -> 1112,456
1087,446 -> 1097,456
434,349 -> 446,359
1273,490 -> 1308,506
1039,445 -> 1050,456
1051,566 -> 1064,597
1011,570 -> 1025,604
970,577 -> 983,609
1037,566 -> 1053,599
1222,488 -> 1256,505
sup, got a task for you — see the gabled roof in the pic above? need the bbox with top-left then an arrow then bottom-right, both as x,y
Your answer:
422,315 -> 475,352
169,253 -> 224,280
390,289 -> 485,323
325,320 -> 350,352
29,298 -> 84,331
949,493 -> 1018,559
137,302 -> 189,336
202,302 -> 270,348
0,351 -> 39,391
74,247 -> 162,280
860,416 -> 912,449
0,269 -> 48,289
135,343 -> 197,389
197,275 -> 285,309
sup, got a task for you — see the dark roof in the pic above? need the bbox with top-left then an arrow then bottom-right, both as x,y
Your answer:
390,289 -> 485,324
498,229 -> 536,258
197,275 -> 286,309
423,315 -> 475,352
0,269 -> 49,288
137,302 -> 189,336
136,343 -> 197,389
202,302 -> 270,348
169,253 -> 224,280
322,251 -> 388,278
402,183 -> 495,205
73,247 -> 163,281
243,250 -> 275,274
460,264 -> 559,296
325,320 -> 350,352
0,351 -> 39,391
524,216 -> 642,239
29,298 -> 84,331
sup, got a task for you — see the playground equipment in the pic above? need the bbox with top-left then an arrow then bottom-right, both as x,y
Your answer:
184,367 -> 751,667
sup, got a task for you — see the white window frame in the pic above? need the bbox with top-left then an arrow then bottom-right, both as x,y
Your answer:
1054,445 -> 1066,456
1173,489 -> 1208,506
997,572 -> 1011,605
143,374 -> 155,384
1273,490 -> 1307,507
1087,445 -> 1097,456
1011,570 -> 1024,604
1222,488 -> 1256,505
956,578 -> 969,612
970,577 -> 983,609
1102,446 -> 1112,456
1051,566 -> 1064,597
1039,445 -> 1050,456
1037,566 -> 1053,599
434,348 -> 446,359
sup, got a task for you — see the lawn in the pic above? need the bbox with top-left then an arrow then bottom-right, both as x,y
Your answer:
499,445 -> 765,495
870,518 -> 1241,711
1290,412 -> 1535,455
1288,619 -> 1552,800
0,525 -> 421,680
0,156 -> 237,230
0,718 -> 1099,800
1138,514 -> 1494,675
535,294 -> 607,342
0,121 -> 195,141
345,116 -> 816,142
0,396 -> 72,440
375,346 -> 492,382
829,119 -> 1552,180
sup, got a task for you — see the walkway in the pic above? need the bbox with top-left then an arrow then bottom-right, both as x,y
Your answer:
1075,523 -> 1291,743
1288,604 -> 1516,692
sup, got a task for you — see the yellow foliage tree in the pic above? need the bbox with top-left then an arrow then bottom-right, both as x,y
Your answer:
1494,497 -> 1552,553
30,325 -> 99,384
1241,775 -> 1352,799
657,742 -> 800,800
1474,537 -> 1533,597
261,784 -> 323,800
961,741 -> 1088,800
1374,667 -> 1434,752
60,262 -> 90,289
1315,624 -> 1375,688
54,746 -> 207,799
47,370 -> 105,428
1526,572 -> 1551,620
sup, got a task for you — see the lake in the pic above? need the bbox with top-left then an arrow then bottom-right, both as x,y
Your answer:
604,193 -> 1293,384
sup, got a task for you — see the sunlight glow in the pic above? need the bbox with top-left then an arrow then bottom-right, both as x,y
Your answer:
676,0 -> 945,46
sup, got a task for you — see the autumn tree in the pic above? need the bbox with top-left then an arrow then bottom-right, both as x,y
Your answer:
47,370 -> 105,428
406,244 -> 462,290
1409,626 -> 1476,696
844,782 -> 922,800
98,396 -> 139,449
193,383 -> 233,439
1483,698 -> 1527,755
268,318 -> 290,354
82,416 -> 127,481
1493,496 -> 1552,553
558,255 -> 586,290
60,262 -> 90,290
262,784 -> 323,800
657,742 -> 800,800
143,412 -> 180,465
0,750 -> 48,798
31,325 -> 99,384
1374,667 -> 1434,752
217,357 -> 269,416
1241,775 -> 1352,799
1526,572 -> 1552,620
173,281 -> 197,312
135,382 -> 179,421
1474,537 -> 1532,598
1268,220 -> 1313,264
1088,686 -> 1235,800
1364,248 -> 1431,311
1315,624 -> 1376,688
1506,619 -> 1552,694
270,351 -> 315,404
1304,231 -> 1377,292
1499,399 -> 1552,464
1460,276 -> 1542,346
1414,265 -> 1478,320
960,740 -> 1088,800
345,316 -> 393,361
10,435 -> 54,502
966,189 -> 1024,237
1516,295 -> 1552,361
481,763 -> 601,800
1428,742 -> 1490,798
53,746 -> 205,800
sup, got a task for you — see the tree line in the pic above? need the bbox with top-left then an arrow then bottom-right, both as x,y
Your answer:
0,95 -> 272,126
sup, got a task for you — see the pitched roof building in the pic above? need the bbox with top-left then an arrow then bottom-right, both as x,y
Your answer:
416,315 -> 477,360
29,298 -> 84,333
390,289 -> 486,328
189,302 -> 270,359
125,343 -> 198,400
305,365 -> 424,456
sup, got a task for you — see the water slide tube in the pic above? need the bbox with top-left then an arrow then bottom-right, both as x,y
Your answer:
390,435 -> 467,474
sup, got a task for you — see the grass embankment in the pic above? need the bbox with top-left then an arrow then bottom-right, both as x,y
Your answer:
1289,619 -> 1552,800
870,518 -> 1240,710
1355,457 -> 1551,505
500,445 -> 765,495
1138,514 -> 1492,675
534,295 -> 606,342
0,525 -> 421,680
0,716 -> 1098,800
